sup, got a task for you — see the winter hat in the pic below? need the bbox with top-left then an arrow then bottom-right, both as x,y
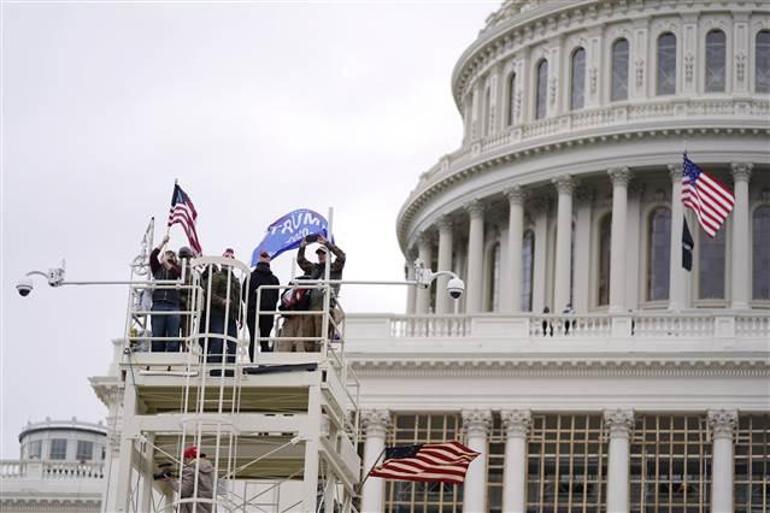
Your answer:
183,446 -> 198,459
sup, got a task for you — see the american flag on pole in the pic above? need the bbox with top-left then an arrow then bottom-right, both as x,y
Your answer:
368,441 -> 479,484
168,184 -> 202,255
682,154 -> 735,237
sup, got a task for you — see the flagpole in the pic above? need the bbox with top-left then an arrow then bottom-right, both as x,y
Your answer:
164,179 -> 178,241
356,447 -> 387,494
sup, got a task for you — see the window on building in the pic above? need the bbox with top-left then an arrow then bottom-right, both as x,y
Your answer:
521,230 -> 535,311
487,414 -> 505,513
598,214 -> 612,306
757,30 -> 770,93
753,206 -> 770,299
570,47 -> 586,110
483,85 -> 492,137
76,440 -> 94,461
536,59 -> 548,119
507,72 -> 517,126
27,440 -> 41,459
630,415 -> 712,513
611,38 -> 630,101
527,414 -> 607,512
385,414 -> 463,513
657,33 -> 677,95
50,439 -> 67,460
647,207 -> 671,301
705,30 -> 726,92
735,414 -> 770,513
699,227 -> 726,299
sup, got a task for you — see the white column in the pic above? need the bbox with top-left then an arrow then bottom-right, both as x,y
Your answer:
436,216 -> 455,315
708,409 -> 737,513
573,190 -> 593,314
668,163 -> 687,311
553,176 -> 574,312
608,167 -> 631,313
102,388 -> 125,513
405,258 -> 417,314
532,201 -> 549,313
361,410 -> 391,513
501,410 -> 531,513
465,201 -> 486,314
504,186 -> 525,312
604,409 -> 634,513
730,163 -> 753,309
416,234 -> 433,314
462,409 -> 491,513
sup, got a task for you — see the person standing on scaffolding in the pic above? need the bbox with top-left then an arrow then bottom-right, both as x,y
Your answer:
202,248 -> 241,374
149,235 -> 182,352
244,251 -> 280,358
163,446 -> 214,513
297,234 -> 345,348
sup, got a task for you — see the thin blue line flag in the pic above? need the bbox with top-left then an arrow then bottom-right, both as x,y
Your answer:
251,209 -> 330,265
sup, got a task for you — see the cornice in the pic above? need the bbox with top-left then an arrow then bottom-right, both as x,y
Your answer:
396,122 -> 770,252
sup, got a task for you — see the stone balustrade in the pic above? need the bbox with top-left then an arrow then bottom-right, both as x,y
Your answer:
0,460 -> 105,480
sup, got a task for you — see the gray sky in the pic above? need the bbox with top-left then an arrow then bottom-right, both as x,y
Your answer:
0,1 -> 496,457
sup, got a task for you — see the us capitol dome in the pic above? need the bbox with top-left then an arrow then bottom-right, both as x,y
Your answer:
347,1 -> 770,512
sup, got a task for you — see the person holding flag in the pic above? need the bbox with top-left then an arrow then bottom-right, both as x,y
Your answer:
148,235 -> 182,352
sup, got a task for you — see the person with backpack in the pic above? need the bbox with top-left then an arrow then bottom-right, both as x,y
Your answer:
275,274 -> 313,352
244,251 -> 280,359
201,249 -> 241,373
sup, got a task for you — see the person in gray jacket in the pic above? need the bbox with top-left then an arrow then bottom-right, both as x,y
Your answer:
165,446 -> 215,513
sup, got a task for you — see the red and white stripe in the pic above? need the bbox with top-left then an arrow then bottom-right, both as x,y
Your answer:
168,189 -> 202,255
369,441 -> 479,484
682,171 -> 734,238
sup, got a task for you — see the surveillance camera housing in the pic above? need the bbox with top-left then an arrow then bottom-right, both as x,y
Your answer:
447,277 -> 465,300
16,279 -> 33,297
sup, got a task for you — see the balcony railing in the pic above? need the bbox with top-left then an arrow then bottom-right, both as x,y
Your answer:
345,311 -> 770,341
0,460 -> 105,480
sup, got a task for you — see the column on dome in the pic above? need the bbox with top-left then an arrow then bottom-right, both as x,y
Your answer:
573,188 -> 593,313
730,163 -> 753,309
708,409 -> 738,513
361,410 -> 392,513
471,83 -> 481,141
732,14 -> 750,93
436,216 -> 455,315
585,29 -> 602,108
501,410 -> 531,513
668,163 -> 687,311
681,14 -> 698,95
462,409 -> 492,513
625,185 -> 642,310
405,257 -> 417,314
604,408 -> 634,513
608,167 -> 631,313
630,21 -> 649,99
416,233 -> 434,314
465,201 -> 486,313
531,198 -> 549,313
502,186 -> 525,312
553,176 -> 574,313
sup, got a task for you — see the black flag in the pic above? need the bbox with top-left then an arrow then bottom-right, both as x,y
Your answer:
682,216 -> 694,271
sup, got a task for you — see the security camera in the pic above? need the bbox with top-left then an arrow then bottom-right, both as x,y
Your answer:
16,279 -> 33,297
446,277 -> 465,300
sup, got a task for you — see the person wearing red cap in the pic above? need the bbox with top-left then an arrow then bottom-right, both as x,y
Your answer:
244,251 -> 280,359
163,446 -> 214,512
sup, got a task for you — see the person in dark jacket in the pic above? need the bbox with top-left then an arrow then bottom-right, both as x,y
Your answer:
201,249 -> 241,373
244,251 -> 280,359
149,235 -> 181,352
297,234 -> 345,345
178,246 -> 195,340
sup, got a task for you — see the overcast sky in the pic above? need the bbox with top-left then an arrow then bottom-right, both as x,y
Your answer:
0,1 -> 496,457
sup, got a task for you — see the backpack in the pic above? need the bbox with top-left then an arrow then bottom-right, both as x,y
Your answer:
279,281 -> 311,311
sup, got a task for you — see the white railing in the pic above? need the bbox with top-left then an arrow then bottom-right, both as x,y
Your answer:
0,460 -> 105,480
346,311 -> 770,341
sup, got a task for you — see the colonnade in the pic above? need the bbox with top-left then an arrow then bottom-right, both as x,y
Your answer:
360,409 -> 739,513
405,163 -> 755,315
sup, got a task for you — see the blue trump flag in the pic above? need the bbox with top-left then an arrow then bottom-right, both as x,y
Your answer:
251,209 -> 330,265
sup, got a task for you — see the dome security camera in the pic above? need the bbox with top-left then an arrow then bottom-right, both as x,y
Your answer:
446,277 -> 465,300
16,279 -> 33,297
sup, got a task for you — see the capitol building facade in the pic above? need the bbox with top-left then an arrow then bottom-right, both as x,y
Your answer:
347,1 -> 770,512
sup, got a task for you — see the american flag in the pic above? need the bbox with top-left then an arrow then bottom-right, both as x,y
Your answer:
368,441 -> 479,484
168,184 -> 202,255
682,154 -> 734,237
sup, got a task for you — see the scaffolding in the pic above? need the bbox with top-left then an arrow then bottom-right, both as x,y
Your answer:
100,224 -> 361,513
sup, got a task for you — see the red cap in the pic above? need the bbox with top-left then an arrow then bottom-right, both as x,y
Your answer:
183,446 -> 198,459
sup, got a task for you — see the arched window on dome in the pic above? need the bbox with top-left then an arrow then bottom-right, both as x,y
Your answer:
521,230 -> 535,311
756,30 -> 770,93
483,85 -> 492,137
611,38 -> 629,101
656,32 -> 677,95
753,206 -> 770,300
570,47 -> 586,110
698,227 -> 726,299
507,72 -> 517,126
647,207 -> 671,301
535,59 -> 548,119
598,214 -> 612,306
705,29 -> 727,92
